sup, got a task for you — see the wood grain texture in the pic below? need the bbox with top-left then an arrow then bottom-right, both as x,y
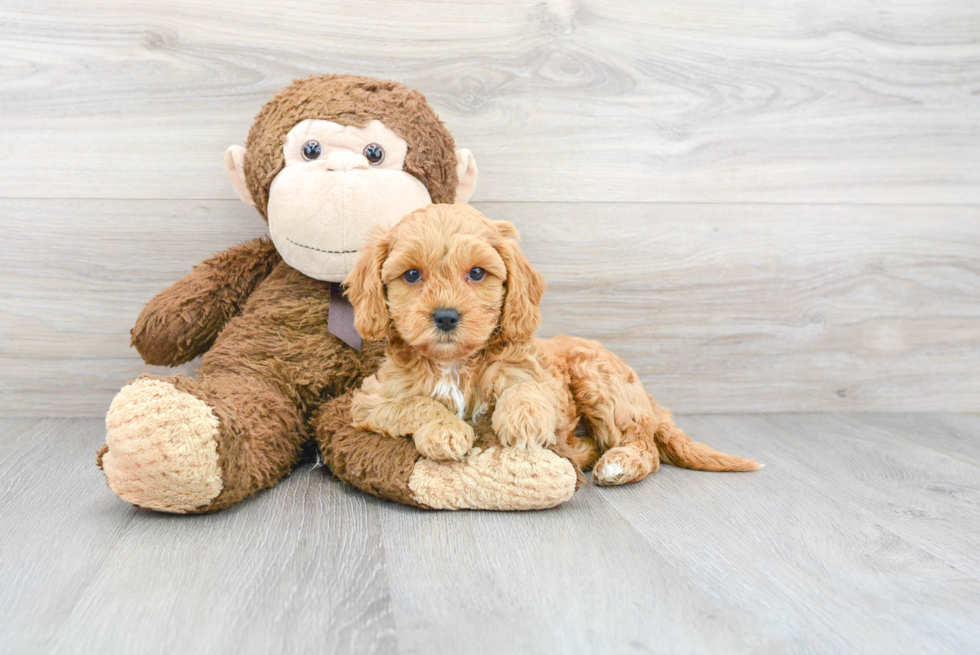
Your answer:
903,413 -> 980,468
2,199 -> 977,415
3,415 -> 980,653
0,419 -> 396,655
377,490 -> 765,654
740,412 -> 980,580
601,413 -> 980,654
1,0 -> 978,203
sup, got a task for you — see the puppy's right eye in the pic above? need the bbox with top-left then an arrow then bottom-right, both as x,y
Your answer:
403,269 -> 422,283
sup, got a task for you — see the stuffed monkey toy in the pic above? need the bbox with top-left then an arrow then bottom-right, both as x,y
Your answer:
97,75 -> 579,512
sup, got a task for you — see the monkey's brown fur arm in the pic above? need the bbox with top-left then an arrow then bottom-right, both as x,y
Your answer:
131,237 -> 281,366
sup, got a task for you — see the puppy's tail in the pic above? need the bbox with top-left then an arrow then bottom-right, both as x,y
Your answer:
659,431 -> 762,472
652,403 -> 762,472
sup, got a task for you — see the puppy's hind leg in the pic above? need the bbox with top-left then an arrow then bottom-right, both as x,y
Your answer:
564,421 -> 602,473
592,433 -> 661,486
588,385 -> 662,486
553,335 -> 761,482
553,335 -> 660,486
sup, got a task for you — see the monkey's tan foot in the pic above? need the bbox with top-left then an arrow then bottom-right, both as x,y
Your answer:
317,392 -> 581,510
412,418 -> 476,462
592,446 -> 657,486
408,446 -> 576,510
101,377 -> 223,513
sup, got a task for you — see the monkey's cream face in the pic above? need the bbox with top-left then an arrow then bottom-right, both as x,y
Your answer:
266,119 -> 433,282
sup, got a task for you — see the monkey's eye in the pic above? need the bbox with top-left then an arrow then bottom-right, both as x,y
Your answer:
302,140 -> 322,161
403,269 -> 422,284
363,143 -> 385,165
468,267 -> 486,282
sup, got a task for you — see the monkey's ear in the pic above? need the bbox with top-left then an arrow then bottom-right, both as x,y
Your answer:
224,145 -> 256,208
454,149 -> 478,204
497,234 -> 546,344
343,235 -> 392,342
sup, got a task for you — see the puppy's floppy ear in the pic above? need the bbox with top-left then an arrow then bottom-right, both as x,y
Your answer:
343,232 -> 392,341
495,223 -> 546,343
493,220 -> 520,239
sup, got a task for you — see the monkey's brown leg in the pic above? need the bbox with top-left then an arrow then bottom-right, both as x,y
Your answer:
315,392 -> 579,511
315,391 -> 425,507
101,372 -> 305,513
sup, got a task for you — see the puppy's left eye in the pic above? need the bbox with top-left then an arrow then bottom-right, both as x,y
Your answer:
403,269 -> 422,283
468,267 -> 486,282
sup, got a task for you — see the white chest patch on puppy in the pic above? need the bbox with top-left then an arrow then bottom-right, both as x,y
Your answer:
432,363 -> 467,419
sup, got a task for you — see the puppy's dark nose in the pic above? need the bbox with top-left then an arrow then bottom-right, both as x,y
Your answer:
432,307 -> 461,332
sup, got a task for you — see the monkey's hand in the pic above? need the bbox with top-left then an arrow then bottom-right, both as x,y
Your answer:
131,237 -> 280,366
412,417 -> 476,462
492,383 -> 558,449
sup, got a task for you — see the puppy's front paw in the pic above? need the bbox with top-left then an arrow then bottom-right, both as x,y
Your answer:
492,395 -> 557,449
413,419 -> 475,462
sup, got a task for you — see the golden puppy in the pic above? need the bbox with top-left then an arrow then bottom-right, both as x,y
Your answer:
345,204 -> 760,486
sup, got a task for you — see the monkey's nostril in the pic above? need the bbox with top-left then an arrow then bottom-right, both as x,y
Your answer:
432,308 -> 461,332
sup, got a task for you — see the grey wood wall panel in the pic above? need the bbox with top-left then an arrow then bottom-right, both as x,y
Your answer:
3,199 -> 977,415
1,0 -> 978,203
2,0 -> 978,415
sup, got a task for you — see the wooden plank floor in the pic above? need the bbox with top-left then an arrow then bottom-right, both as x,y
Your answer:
2,415 -> 979,654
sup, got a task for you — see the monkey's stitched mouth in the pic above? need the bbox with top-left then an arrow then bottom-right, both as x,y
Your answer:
287,238 -> 357,254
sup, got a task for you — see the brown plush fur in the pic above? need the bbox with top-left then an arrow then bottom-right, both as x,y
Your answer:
128,262 -> 390,512
100,75 -> 466,512
314,391 -> 425,507
130,238 -> 281,366
244,74 -> 460,218
346,205 -> 761,485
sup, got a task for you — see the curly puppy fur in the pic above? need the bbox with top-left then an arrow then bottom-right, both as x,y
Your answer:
345,205 -> 761,485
